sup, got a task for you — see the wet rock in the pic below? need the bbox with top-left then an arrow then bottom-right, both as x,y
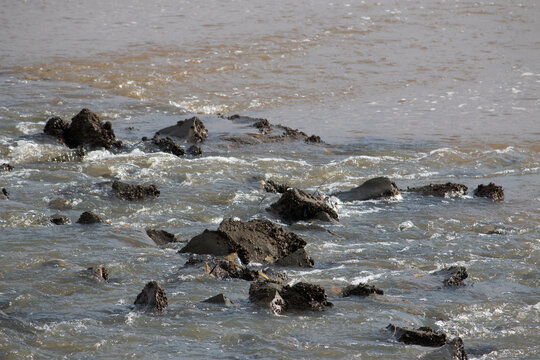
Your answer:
180,218 -> 312,266
76,211 -> 104,224
474,182 -> 504,201
48,198 -> 72,210
263,179 -> 289,194
274,248 -> 314,268
407,182 -> 467,198
432,266 -> 468,287
269,188 -> 338,222
249,280 -> 333,314
50,214 -> 70,225
63,109 -> 121,149
152,135 -> 185,157
134,281 -> 168,311
203,293 -> 235,306
0,163 -> 13,171
420,337 -> 468,360
50,146 -> 86,162
112,180 -> 160,201
84,266 -> 109,282
156,116 -> 208,143
334,177 -> 400,201
305,135 -> 322,143
43,116 -> 69,141
342,283 -> 384,297
387,324 -> 447,347
252,118 -> 272,133
145,228 -> 178,245
187,144 -> 203,156
1,188 -> 8,200
207,260 -> 260,281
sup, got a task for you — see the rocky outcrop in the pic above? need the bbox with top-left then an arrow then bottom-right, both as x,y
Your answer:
203,293 -> 235,306
269,188 -> 338,222
134,281 -> 168,311
342,283 -> 384,297
156,116 -> 208,143
333,177 -> 400,201
263,179 -> 289,194
407,183 -> 467,198
76,211 -> 104,224
431,266 -> 468,287
249,280 -> 333,314
50,214 -> 70,225
152,135 -> 185,157
180,218 -> 313,266
145,228 -> 178,245
474,183 -> 504,201
112,180 -> 160,201
0,163 -> 13,171
387,324 -> 447,347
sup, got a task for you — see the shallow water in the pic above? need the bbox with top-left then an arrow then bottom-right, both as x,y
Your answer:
1,1 -> 539,359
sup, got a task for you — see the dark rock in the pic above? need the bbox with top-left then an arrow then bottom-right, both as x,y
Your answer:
432,266 -> 468,287
76,211 -> 104,224
263,179 -> 289,194
207,260 -> 260,281
275,248 -> 314,268
43,116 -> 69,141
420,337 -> 468,360
305,135 -> 322,143
187,144 -> 203,156
407,182 -> 467,198
474,183 -> 504,201
203,293 -> 235,306
134,281 -> 168,311
269,188 -> 338,222
180,218 -> 312,266
63,109 -> 121,149
145,228 -> 178,245
252,119 -> 272,133
387,324 -> 447,347
183,256 -> 206,267
334,177 -> 400,201
249,280 -> 333,314
112,180 -> 160,201
342,283 -> 383,297
0,163 -> 13,171
50,214 -> 70,225
48,198 -> 72,210
156,116 -> 208,143
84,266 -> 109,282
152,135 -> 185,157
1,188 -> 8,200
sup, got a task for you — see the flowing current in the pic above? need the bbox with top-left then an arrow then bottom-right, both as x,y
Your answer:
0,1 -> 539,359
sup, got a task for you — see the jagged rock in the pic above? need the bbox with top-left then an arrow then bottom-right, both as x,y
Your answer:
274,248 -> 314,268
432,266 -> 468,287
112,180 -> 160,201
50,214 -> 70,225
408,183 -> 467,198
269,188 -> 338,222
263,179 -> 289,194
249,280 -> 333,314
420,337 -> 468,360
43,116 -> 69,141
203,293 -> 235,306
156,116 -> 208,143
0,163 -> 13,171
134,281 -> 168,311
63,109 -> 121,149
152,135 -> 185,157
387,324 -> 447,347
76,211 -> 104,224
342,283 -> 384,297
1,188 -> 8,200
145,228 -> 178,245
334,177 -> 400,201
187,144 -> 203,156
180,218 -> 312,266
474,183 -> 504,201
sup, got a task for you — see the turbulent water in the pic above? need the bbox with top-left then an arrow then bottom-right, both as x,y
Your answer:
1,1 -> 539,359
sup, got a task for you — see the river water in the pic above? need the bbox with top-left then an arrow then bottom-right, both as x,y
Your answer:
0,1 -> 539,359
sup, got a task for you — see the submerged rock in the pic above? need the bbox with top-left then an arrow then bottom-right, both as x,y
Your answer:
50,214 -> 70,225
408,183 -> 467,198
474,183 -> 504,201
263,179 -> 289,194
145,228 -> 178,245
83,266 -> 109,282
0,163 -> 13,171
134,281 -> 168,311
152,135 -> 185,157
269,188 -> 338,222
387,324 -> 447,347
432,266 -> 468,287
112,180 -> 160,201
342,283 -> 384,297
1,188 -> 8,200
187,144 -> 203,156
156,116 -> 208,143
76,211 -> 104,224
203,293 -> 235,306
180,218 -> 313,266
249,280 -> 333,314
48,198 -> 73,210
334,177 -> 400,201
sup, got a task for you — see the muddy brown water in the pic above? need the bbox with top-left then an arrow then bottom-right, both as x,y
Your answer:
0,1 -> 539,359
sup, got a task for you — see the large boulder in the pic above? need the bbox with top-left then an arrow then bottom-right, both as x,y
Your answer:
76,211 -> 104,224
333,177 -> 400,201
112,180 -> 160,201
249,280 -> 333,314
180,218 -> 313,266
63,109 -> 121,149
269,188 -> 338,222
342,283 -> 384,297
387,324 -> 447,347
156,116 -> 208,143
431,266 -> 468,287
474,183 -> 504,201
134,281 -> 168,311
408,183 -> 467,198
